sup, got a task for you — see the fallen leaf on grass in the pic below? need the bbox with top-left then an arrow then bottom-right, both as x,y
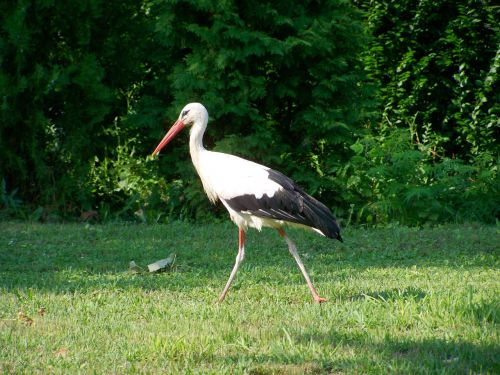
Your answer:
147,253 -> 176,273
54,348 -> 69,357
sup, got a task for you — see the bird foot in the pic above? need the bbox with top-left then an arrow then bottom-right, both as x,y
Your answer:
314,296 -> 327,304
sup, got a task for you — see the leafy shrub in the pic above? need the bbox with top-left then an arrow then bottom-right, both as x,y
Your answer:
87,125 -> 163,222
361,0 -> 500,158
341,121 -> 500,225
0,0 -> 154,216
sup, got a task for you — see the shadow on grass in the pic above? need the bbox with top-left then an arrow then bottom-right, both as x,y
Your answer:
222,330 -> 500,374
349,286 -> 428,302
465,299 -> 500,325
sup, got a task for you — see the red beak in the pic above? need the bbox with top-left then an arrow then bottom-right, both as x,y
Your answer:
152,119 -> 185,156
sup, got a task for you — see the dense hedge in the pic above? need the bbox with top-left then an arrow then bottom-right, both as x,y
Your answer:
362,0 -> 499,158
0,1 -> 154,214
1,0 -> 498,224
347,0 -> 500,224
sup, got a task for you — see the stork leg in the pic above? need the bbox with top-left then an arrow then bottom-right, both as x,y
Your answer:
277,229 -> 327,303
218,228 -> 245,302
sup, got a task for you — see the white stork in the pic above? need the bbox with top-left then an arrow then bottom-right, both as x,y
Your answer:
152,103 -> 342,303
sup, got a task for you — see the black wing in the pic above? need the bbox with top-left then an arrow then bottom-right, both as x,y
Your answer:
224,169 -> 342,241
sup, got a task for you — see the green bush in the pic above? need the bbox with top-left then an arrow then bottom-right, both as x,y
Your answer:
0,0 -> 154,216
361,0 -> 500,158
341,121 -> 500,225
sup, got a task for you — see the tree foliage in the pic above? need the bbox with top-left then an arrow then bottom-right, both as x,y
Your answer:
341,123 -> 500,225
361,0 -> 499,158
0,0 -> 154,215
338,0 -> 500,225
0,0 -> 498,224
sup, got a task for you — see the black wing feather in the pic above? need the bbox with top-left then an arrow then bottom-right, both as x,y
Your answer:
225,169 -> 342,241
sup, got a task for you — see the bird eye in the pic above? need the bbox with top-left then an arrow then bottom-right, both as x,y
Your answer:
182,110 -> 190,117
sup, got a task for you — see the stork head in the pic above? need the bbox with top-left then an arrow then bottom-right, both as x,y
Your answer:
152,103 -> 208,156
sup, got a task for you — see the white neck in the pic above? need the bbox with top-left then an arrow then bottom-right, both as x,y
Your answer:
189,116 -> 208,174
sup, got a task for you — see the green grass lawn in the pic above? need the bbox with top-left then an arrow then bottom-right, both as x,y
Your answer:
1,221 -> 499,374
